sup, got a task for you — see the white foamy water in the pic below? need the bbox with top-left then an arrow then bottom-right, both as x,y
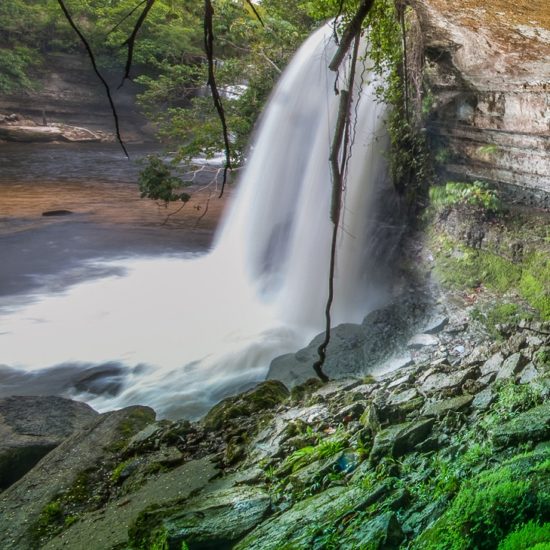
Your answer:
0,25 -> 390,419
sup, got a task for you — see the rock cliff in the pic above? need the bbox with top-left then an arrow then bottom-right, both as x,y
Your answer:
409,0 -> 550,206
0,53 -> 153,142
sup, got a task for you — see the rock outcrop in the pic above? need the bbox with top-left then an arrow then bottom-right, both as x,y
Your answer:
409,0 -> 550,206
0,53 -> 153,142
0,396 -> 98,490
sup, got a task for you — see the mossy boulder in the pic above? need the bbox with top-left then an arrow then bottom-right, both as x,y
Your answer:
492,402 -> 550,448
130,486 -> 271,550
235,484 -> 390,550
369,418 -> 435,463
202,381 -> 289,430
341,511 -> 404,550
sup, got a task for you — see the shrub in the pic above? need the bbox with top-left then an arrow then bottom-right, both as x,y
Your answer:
429,181 -> 500,213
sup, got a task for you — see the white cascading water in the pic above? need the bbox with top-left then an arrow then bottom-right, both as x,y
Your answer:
0,25 -> 391,419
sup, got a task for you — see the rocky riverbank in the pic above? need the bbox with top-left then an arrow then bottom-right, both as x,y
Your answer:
0,113 -> 111,143
0,191 -> 548,549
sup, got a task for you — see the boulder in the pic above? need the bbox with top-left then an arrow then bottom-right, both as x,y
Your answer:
202,380 -> 289,430
480,352 -> 505,376
495,352 -> 528,381
492,402 -> 550,448
268,291 -> 431,386
0,406 -> 155,550
46,457 -> 217,550
370,418 -> 435,463
421,395 -> 474,418
234,484 -> 389,550
407,334 -> 439,349
0,396 -> 98,490
420,368 -> 477,394
343,511 -> 404,549
131,486 -> 271,550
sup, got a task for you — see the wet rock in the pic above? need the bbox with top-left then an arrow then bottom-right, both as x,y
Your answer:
290,452 -> 349,490
387,388 -> 419,406
0,406 -> 155,550
334,401 -> 366,423
42,209 -> 73,217
407,334 -> 439,349
472,388 -> 495,410
463,345 -> 490,366
0,396 -> 98,490
235,484 -> 388,550
402,497 -> 448,536
495,352 -> 528,381
51,457 -> 218,550
203,380 -> 289,430
421,394 -> 474,418
423,316 -> 449,335
420,367 -> 477,394
313,378 -> 362,401
140,486 -> 271,549
370,418 -> 435,462
518,362 -> 541,384
386,373 -> 414,391
480,352 -> 505,376
268,292 -> 430,386
343,511 -> 404,549
492,402 -> 550,447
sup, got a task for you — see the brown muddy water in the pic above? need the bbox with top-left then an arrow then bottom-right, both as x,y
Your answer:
0,142 -> 230,297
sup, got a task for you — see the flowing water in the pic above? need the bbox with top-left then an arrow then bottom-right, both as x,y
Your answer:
0,25 -> 395,419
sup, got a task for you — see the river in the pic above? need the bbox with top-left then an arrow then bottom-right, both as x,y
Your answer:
0,142 -> 239,418
0,142 -> 228,297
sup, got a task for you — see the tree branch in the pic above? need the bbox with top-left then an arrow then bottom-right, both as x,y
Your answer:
119,0 -> 156,88
245,0 -> 265,27
329,0 -> 375,72
106,0 -> 147,36
204,0 -> 232,198
56,0 -> 129,157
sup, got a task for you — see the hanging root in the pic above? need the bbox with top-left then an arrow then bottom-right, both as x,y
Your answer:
313,33 -> 363,383
204,0 -> 232,198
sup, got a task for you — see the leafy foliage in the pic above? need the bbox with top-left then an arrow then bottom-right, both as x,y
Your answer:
498,521 -> 550,550
429,181 -> 501,213
138,156 -> 190,205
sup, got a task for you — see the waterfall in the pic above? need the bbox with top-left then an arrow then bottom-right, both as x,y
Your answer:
0,25 -> 394,419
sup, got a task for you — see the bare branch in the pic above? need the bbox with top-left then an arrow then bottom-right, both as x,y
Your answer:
119,0 -> 156,88
56,0 -> 128,157
204,0 -> 232,198
329,0 -> 375,72
106,0 -> 147,36
245,0 -> 265,27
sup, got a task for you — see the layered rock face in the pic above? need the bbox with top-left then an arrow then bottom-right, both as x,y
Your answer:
0,53 -> 152,142
410,0 -> 550,205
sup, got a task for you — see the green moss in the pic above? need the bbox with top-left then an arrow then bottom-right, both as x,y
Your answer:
520,252 -> 550,320
433,233 -> 549,320
203,380 -> 289,430
111,459 -> 133,483
108,408 -> 155,452
498,521 -> 550,550
412,450 -> 550,549
434,244 -> 521,292
279,433 -> 348,474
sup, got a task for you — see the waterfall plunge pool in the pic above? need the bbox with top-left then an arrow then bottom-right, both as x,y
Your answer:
0,25 -> 397,419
